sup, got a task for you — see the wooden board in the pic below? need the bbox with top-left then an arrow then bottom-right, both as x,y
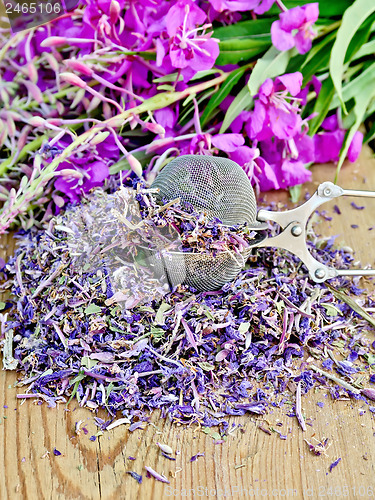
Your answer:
1,149 -> 375,500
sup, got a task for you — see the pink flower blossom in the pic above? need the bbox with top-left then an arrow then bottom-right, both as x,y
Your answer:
52,136 -> 119,204
230,146 -> 280,191
156,0 -> 219,80
271,3 -> 319,55
313,115 -> 363,164
246,72 -> 303,141
55,159 -> 110,204
259,132 -> 314,190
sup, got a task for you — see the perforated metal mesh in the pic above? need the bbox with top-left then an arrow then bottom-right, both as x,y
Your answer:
149,155 -> 264,291
152,155 -> 258,226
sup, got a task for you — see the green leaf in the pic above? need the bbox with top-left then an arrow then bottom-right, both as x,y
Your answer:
308,77 -> 335,136
238,322 -> 250,335
200,66 -> 247,128
321,303 -> 342,317
214,18 -> 273,41
330,0 -> 375,108
248,46 -> 292,96
216,40 -> 270,66
336,83 -> 375,176
81,357 -> 98,369
268,0 -> 353,17
326,283 -> 375,329
84,304 -> 102,315
190,69 -> 221,81
289,184 -> 302,203
153,73 -> 183,83
297,31 -> 336,85
155,302 -> 171,325
344,13 -> 375,63
198,362 -> 215,371
353,39 -> 375,60
364,120 -> 375,144
157,84 -> 175,91
67,369 -> 86,405
214,19 -> 272,65
329,62 -> 375,111
219,85 -> 253,133
0,302 -> 5,311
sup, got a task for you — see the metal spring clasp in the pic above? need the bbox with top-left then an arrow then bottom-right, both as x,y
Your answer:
254,182 -> 375,283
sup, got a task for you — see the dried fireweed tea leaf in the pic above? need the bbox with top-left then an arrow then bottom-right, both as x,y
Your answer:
1,184 -> 375,433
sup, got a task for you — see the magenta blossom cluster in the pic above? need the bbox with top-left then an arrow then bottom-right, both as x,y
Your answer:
0,0 -> 364,221
271,3 -> 319,54
223,73 -> 363,192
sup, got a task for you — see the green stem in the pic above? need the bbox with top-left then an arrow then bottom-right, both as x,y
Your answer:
315,20 -> 341,40
0,136 -> 45,176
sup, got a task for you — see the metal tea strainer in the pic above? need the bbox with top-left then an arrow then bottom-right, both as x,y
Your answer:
146,154 -> 375,292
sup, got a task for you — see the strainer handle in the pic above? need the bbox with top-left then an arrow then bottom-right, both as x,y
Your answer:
253,182 -> 375,283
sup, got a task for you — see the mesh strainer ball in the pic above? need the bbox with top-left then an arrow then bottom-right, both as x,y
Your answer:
147,154 -> 265,291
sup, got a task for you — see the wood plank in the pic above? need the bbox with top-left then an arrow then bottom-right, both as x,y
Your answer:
1,149 -> 375,499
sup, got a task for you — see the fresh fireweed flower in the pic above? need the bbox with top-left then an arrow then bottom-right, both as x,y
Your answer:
83,0 -> 126,38
313,114 -> 364,164
156,0 -> 220,80
271,3 -> 319,55
55,159 -> 110,204
229,145 -> 279,192
209,0 -> 275,14
259,132 -> 314,189
246,72 -> 303,142
52,135 -> 119,204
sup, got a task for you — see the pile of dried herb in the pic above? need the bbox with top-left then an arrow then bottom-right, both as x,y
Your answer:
1,185 -> 375,433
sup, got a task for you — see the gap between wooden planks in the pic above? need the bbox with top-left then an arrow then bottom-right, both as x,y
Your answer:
0,148 -> 375,500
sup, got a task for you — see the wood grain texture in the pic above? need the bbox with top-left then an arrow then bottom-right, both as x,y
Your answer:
1,149 -> 375,500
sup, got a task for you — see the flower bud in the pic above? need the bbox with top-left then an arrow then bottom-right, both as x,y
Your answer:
27,62 -> 38,84
40,36 -> 68,47
127,155 -> 143,177
29,116 -> 46,127
22,80 -> 43,103
90,131 -> 110,146
145,122 -> 165,136
60,72 -> 87,89
103,102 -> 112,120
44,52 -> 59,72
57,169 -> 84,179
64,59 -> 93,77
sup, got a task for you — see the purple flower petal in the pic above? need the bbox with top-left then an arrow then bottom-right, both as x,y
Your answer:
271,20 -> 295,52
329,457 -> 341,472
145,466 -> 170,483
276,72 -> 303,96
347,131 -> 363,163
211,133 -> 245,152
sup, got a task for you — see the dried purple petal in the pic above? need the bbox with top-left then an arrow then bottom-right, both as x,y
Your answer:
351,202 -> 365,210
127,471 -> 143,484
144,466 -> 170,483
53,448 -> 62,456
190,452 -> 205,462
329,457 -> 341,472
